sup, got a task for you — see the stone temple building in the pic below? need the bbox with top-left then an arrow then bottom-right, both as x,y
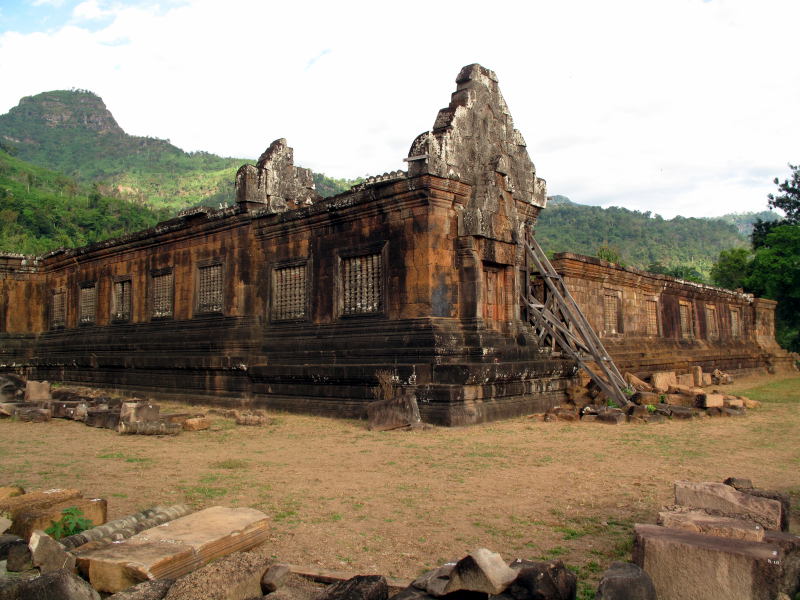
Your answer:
0,65 -> 794,424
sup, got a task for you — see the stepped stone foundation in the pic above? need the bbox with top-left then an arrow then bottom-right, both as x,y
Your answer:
0,65 -> 794,425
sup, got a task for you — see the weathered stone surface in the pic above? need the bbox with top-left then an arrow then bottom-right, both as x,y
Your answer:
0,486 -> 25,502
596,408 -> 625,424
650,371 -> 677,392
119,401 -> 160,426
164,551 -> 267,600
701,372 -> 713,386
443,548 -> 516,595
763,530 -> 800,598
236,138 -> 320,211
6,538 -> 32,571
699,394 -> 724,408
595,561 -> 655,600
412,563 -> 455,596
10,497 -> 107,540
723,396 -> 744,408
633,523 -> 786,600
545,407 -> 579,422
674,481 -> 784,530
82,506 -> 269,592
723,477 -> 754,490
23,380 -> 50,402
737,488 -> 792,532
0,533 -> 23,558
668,406 -> 694,419
657,509 -> 765,541
30,529 -> 77,573
624,372 -> 652,392
1,515 -> 10,534
107,579 -> 175,600
506,558 -> 576,600
262,563 -> 291,593
314,575 -> 389,600
691,365 -> 703,387
367,390 -> 421,431
676,373 -> 694,387
0,567 -> 101,600
0,488 -> 82,520
739,396 -> 761,409
181,416 -> 210,431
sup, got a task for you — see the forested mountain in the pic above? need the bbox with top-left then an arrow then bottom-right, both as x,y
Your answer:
536,199 -> 749,276
0,90 -> 359,211
0,145 -> 168,254
716,210 -> 780,236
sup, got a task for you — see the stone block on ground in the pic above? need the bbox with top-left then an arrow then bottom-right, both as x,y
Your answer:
367,389 -> 421,431
545,407 -> 579,422
657,509 -> 765,541
633,523 -> 787,600
668,406 -> 694,419
739,396 -> 761,409
723,477 -> 754,490
81,506 -> 269,592
6,538 -> 32,571
699,394 -> 724,408
0,567 -> 100,600
0,488 -> 82,520
763,530 -> 800,598
674,481 -> 784,531
662,394 -> 693,407
30,529 -> 77,573
596,408 -> 625,424
262,563 -> 291,593
691,365 -> 703,387
107,579 -> 175,600
10,497 -> 107,540
507,558 -> 576,600
443,548 -> 516,595
0,486 -> 25,502
595,561 -> 656,600
164,551 -> 268,600
315,575 -> 389,600
12,406 -> 51,422
735,488 -> 792,532
181,416 -> 210,431
624,372 -> 653,392
724,396 -> 744,408
0,533 -> 23,559
24,380 -> 51,402
412,563 -> 455,596
650,371 -> 676,392
119,401 -> 160,426
701,372 -> 713,386
677,373 -> 694,387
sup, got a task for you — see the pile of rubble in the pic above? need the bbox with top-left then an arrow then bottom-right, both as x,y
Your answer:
633,478 -> 799,599
546,366 -> 760,424
1,478 -> 797,600
0,377 -> 210,434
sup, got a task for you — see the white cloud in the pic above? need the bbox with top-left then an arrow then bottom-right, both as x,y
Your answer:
31,0 -> 68,7
2,0 -> 799,218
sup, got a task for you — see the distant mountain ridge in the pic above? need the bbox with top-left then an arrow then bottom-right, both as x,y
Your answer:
538,195 -> 751,275
0,90 -> 357,211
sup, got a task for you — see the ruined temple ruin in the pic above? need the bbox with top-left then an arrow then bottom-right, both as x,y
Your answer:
0,65 -> 794,424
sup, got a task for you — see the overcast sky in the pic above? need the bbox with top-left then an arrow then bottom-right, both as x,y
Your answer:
1,0 -> 798,218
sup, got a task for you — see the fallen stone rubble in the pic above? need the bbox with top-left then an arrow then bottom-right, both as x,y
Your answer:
545,365 -> 760,424
634,477 -> 799,600
0,377 -> 213,435
0,477 -> 796,600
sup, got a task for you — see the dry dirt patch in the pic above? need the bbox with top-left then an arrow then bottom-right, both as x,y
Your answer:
1,373 -> 798,593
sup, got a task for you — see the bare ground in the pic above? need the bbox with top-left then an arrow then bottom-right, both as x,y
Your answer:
1,373 -> 798,595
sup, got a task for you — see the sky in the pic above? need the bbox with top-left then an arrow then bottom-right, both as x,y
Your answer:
0,0 -> 798,219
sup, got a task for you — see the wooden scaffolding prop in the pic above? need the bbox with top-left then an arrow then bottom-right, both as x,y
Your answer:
521,229 -> 632,408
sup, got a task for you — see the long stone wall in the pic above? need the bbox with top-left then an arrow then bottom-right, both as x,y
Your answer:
549,252 -> 795,376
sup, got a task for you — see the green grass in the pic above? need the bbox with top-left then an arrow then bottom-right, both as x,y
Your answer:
210,459 -> 249,470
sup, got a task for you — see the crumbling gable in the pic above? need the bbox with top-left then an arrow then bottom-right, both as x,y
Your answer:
407,64 -> 547,242
235,138 -> 319,212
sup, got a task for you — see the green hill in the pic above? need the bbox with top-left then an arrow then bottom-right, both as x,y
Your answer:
0,144 -> 168,254
536,199 -> 748,276
0,90 -> 358,211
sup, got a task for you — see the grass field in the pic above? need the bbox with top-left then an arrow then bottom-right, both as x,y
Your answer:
1,372 -> 798,597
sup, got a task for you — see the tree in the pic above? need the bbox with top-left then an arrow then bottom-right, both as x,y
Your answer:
665,264 -> 706,283
596,245 -> 623,265
744,224 -> 800,352
767,163 -> 800,224
710,248 -> 751,290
